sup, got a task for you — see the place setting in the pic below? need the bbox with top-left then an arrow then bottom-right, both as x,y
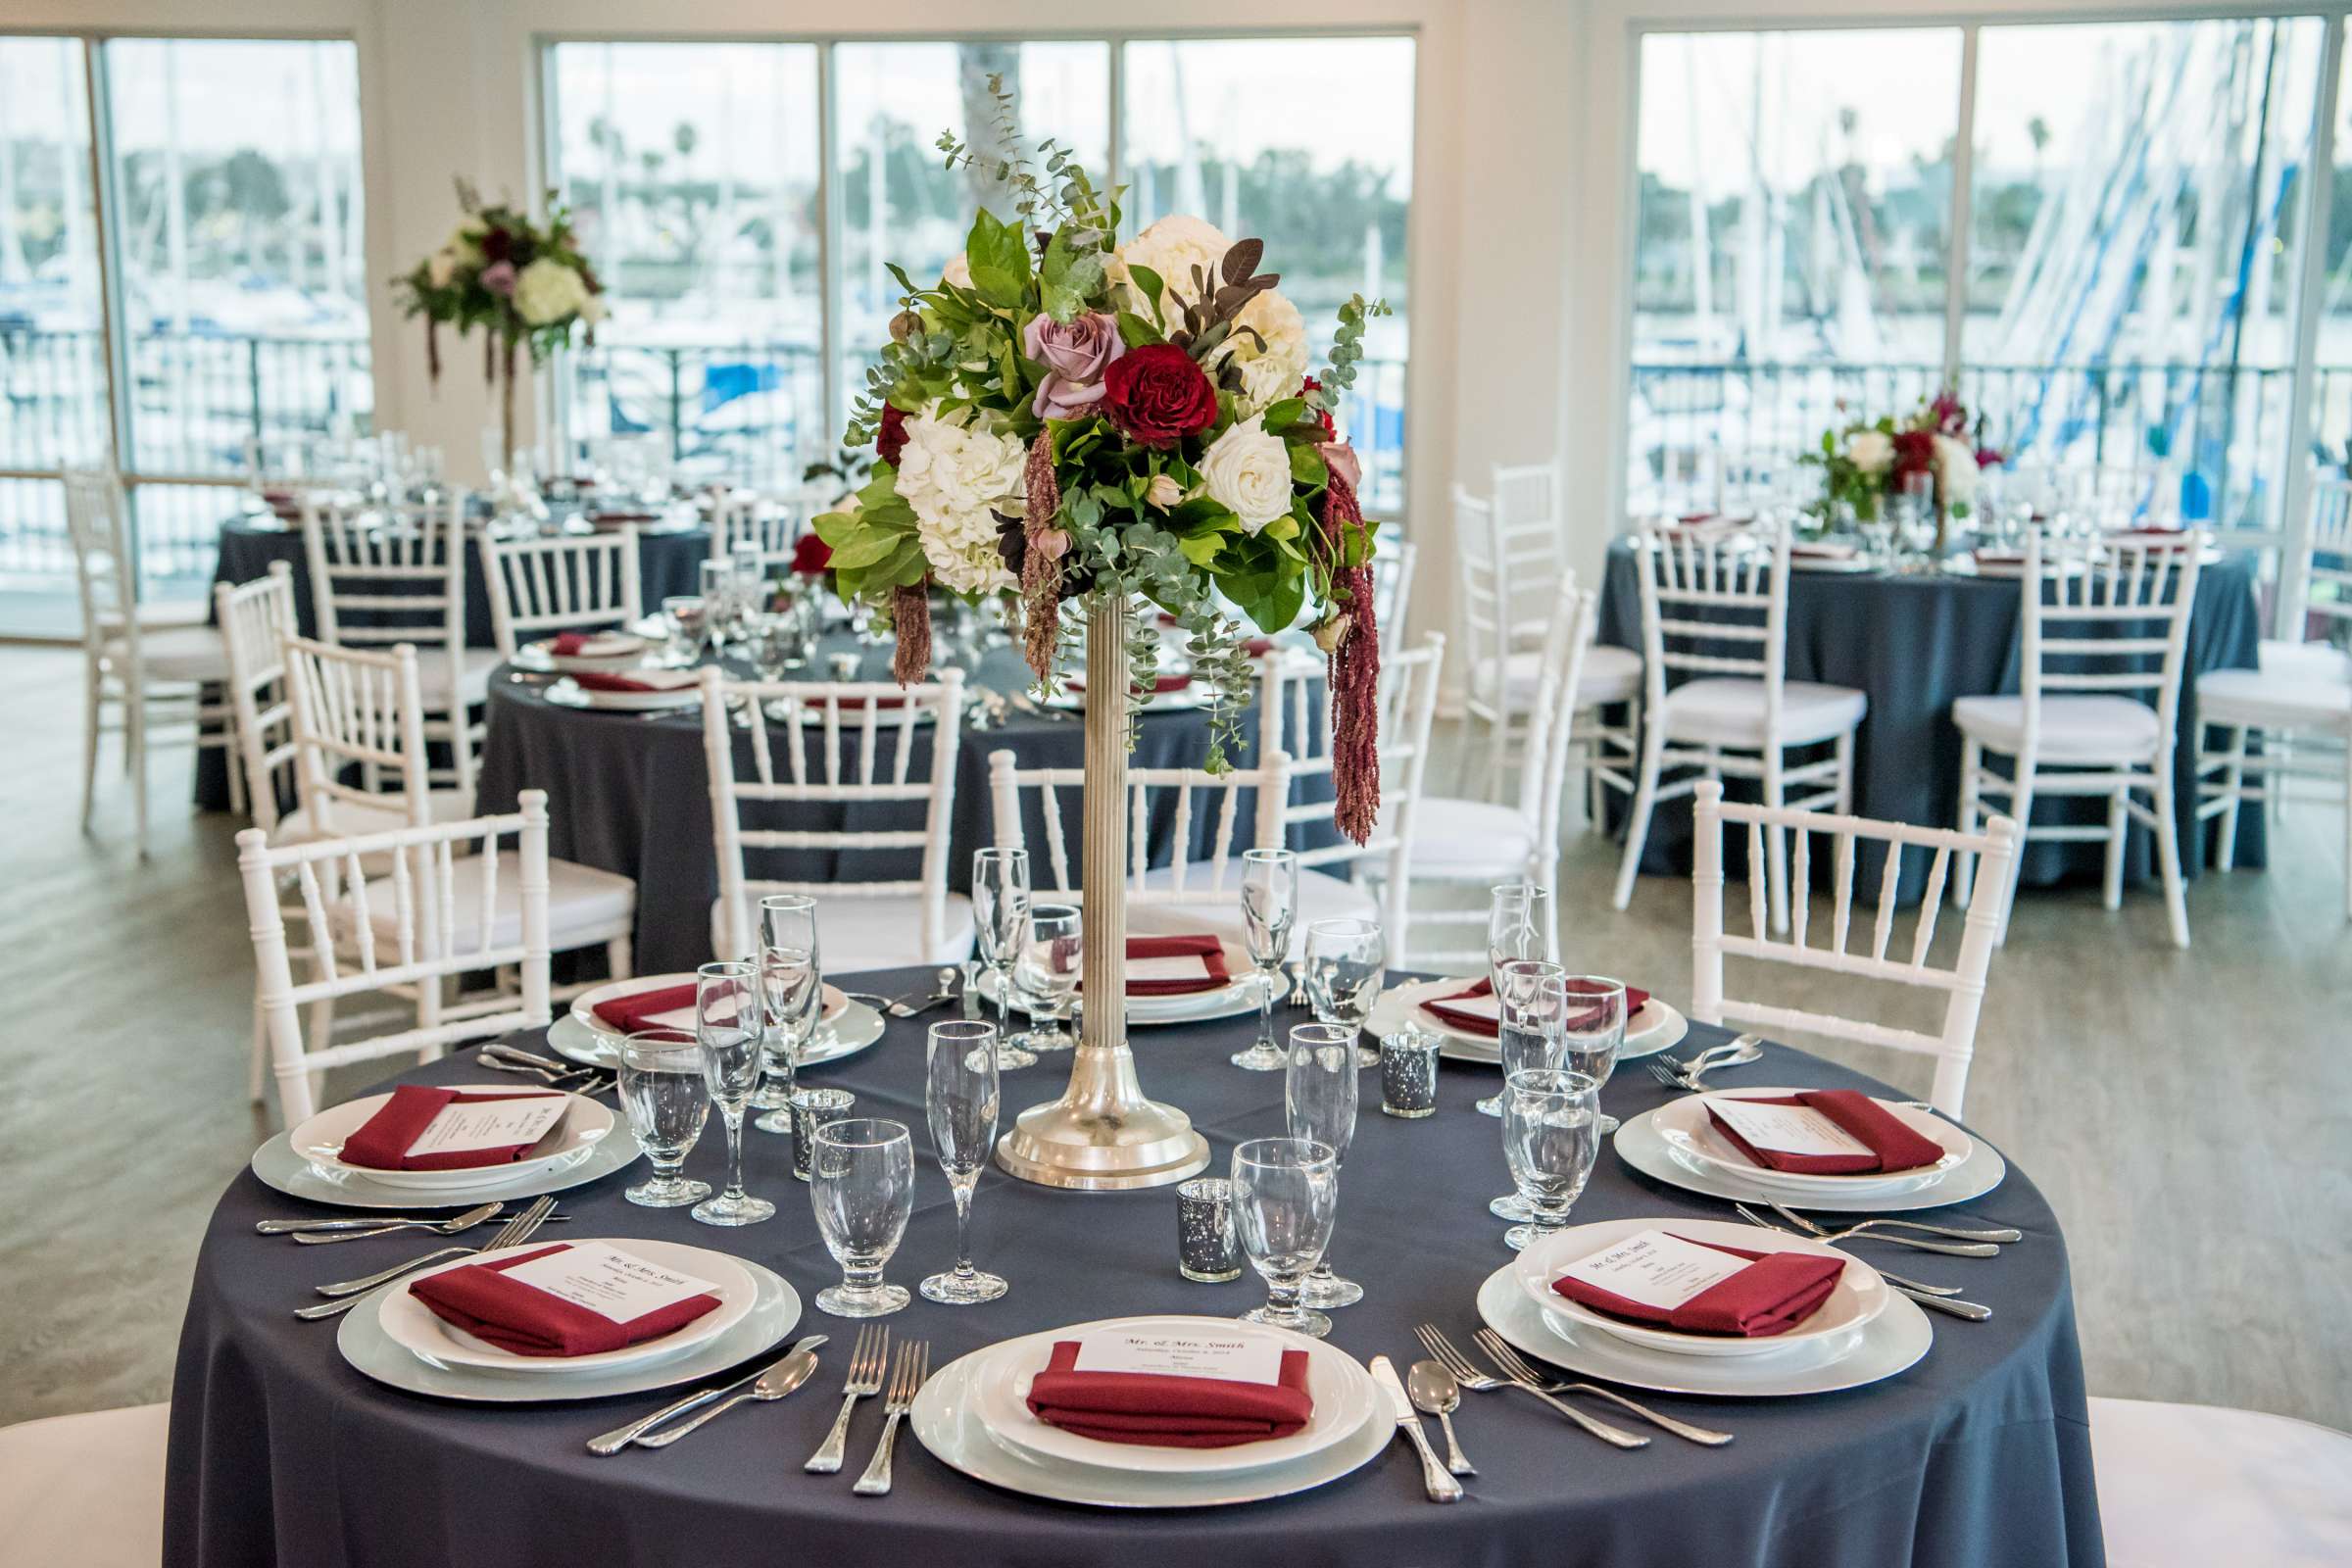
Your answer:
555,966 -> 883,1071
252,1080 -> 645,1209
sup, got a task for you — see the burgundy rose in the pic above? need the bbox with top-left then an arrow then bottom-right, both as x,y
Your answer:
478,226 -> 514,265
1975,446 -> 2005,469
876,403 -> 908,467
1023,312 -> 1125,421
790,530 -> 832,576
1102,343 -> 1218,450
1890,428 -> 1936,480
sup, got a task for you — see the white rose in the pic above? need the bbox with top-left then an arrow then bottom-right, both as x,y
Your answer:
579,293 -> 608,326
1198,415 -> 1296,535
1934,435 -> 1980,503
512,258 -> 589,326
1113,214 -> 1233,317
1846,429 -> 1894,475
1217,288 -> 1310,412
425,247 -> 460,289
894,409 -> 1022,595
941,253 -> 972,290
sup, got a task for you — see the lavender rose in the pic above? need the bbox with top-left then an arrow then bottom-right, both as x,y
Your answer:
1023,312 -> 1126,421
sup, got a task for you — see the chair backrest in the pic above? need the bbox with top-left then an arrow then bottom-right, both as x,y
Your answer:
1371,538 -> 1418,661
1634,518 -> 1792,725
62,466 -> 133,656
710,485 -> 830,571
2281,476 -> 2352,646
301,492 -> 466,660
1690,779 -> 2018,1117
1452,485 -> 1505,690
2019,528 -> 2205,746
1512,576 -> 1596,868
213,563 -> 304,833
478,526 -> 644,658
701,667 -> 966,961
281,634 -> 432,836
237,791 -> 553,1123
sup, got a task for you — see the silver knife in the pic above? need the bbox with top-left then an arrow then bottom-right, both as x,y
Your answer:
585,1335 -> 828,1454
1892,1286 -> 1992,1322
959,960 -> 982,1020
1369,1354 -> 1462,1503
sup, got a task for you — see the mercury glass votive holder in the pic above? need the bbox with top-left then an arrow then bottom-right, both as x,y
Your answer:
1379,1029 -> 1443,1118
1176,1177 -> 1243,1283
788,1087 -> 856,1181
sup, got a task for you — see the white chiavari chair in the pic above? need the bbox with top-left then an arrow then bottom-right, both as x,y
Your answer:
2195,478 -> 2351,919
1691,780 -> 2018,1118
479,525 -> 645,660
213,564 -> 304,837
237,793 -> 561,1124
2086,1396 -> 2352,1568
65,466 -> 238,854
1254,635 -> 1446,959
702,667 -> 972,967
301,492 -> 495,797
1614,522 -> 1866,932
710,484 -> 831,573
1953,529 -> 2205,948
0,1402 -> 170,1567
1370,538 -> 1418,662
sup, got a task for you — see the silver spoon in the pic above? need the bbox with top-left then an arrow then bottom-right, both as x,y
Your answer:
1407,1359 -> 1477,1476
288,1201 -> 503,1245
632,1336 -> 828,1447
260,1203 -> 502,1236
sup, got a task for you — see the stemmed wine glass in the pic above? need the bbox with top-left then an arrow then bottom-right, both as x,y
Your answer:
690,960 -> 773,1226
971,848 -> 1037,1070
808,1118 -> 915,1317
1499,1068 -> 1601,1251
1488,883 -> 1553,980
1487,960 -> 1566,1220
1231,1137 -> 1340,1340
1010,903 -> 1082,1054
1285,1022 -> 1361,1310
1232,849 -> 1298,1071
753,894 -> 822,1134
1302,917 -> 1384,1068
1559,975 -> 1628,1137
919,1019 -> 1008,1305
616,1031 -> 711,1208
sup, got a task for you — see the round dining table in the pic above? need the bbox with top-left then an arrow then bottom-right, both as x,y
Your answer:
165,970 -> 2101,1568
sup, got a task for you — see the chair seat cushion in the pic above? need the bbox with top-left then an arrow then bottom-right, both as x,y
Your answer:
712,891 -> 974,970
104,622 -> 229,683
0,1402 -> 169,1566
349,853 -> 636,952
2088,1396 -> 2352,1567
1132,864 -> 1374,960
1474,645 -> 1644,710
273,788 -> 476,846
415,647 -> 504,709
99,601 -> 208,632
1951,694 -> 2161,762
2259,638 -> 2352,684
1388,798 -> 1538,879
1661,678 -> 1867,748
2199,668 -> 2352,732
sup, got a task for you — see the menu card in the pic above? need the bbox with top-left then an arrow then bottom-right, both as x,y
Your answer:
1705,1096 -> 1875,1159
1126,956 -> 1217,984
1070,1328 -> 1285,1387
496,1242 -> 721,1325
1555,1229 -> 1750,1311
401,1095 -> 567,1160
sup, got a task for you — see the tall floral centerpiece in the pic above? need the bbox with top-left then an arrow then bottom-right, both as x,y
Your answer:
394,181 -> 607,470
1807,391 -> 2003,554
815,87 -> 1387,1189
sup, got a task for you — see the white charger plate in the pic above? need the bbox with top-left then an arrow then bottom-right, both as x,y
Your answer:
1366,977 -> 1686,1063
376,1236 -> 756,1375
1476,1264 -> 1932,1397
252,1118 -> 642,1209
978,944 -> 1287,1026
1655,1090 -> 1973,1199
553,982 -> 880,1072
339,1255 -> 800,1403
570,974 -> 851,1042
910,1346 -> 1388,1508
1510,1216 -> 1888,1360
1614,1102 -> 2008,1213
1788,553 -> 1875,573
287,1085 -> 612,1192
968,1316 -> 1379,1477
544,676 -> 705,712
510,636 -> 662,675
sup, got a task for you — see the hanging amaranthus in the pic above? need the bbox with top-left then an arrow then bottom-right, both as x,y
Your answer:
1322,466 -> 1381,847
1019,435 -> 1064,682
891,583 -> 933,686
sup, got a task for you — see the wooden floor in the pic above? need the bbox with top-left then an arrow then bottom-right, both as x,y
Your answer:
1,642 -> 2346,1430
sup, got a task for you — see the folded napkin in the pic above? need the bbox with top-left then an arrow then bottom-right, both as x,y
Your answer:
1551,1236 -> 1845,1338
1075,934 -> 1230,997
338,1085 -> 565,1171
1703,1090 -> 1946,1175
584,510 -> 661,526
590,981 -> 699,1034
548,630 -> 645,658
571,667 -> 699,695
408,1243 -> 722,1358
1025,1341 -> 1314,1447
1420,978 -> 1650,1039
1790,542 -> 1857,562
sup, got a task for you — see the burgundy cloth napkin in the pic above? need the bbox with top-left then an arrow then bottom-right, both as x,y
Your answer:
571,669 -> 695,695
408,1243 -> 722,1358
1551,1236 -> 1845,1338
590,982 -> 699,1034
1419,978 -> 1651,1039
1123,934 -> 1229,997
584,510 -> 660,526
549,631 -> 642,657
1025,1341 -> 1314,1447
1703,1090 -> 1946,1175
338,1085 -> 565,1171
1790,543 -> 1856,561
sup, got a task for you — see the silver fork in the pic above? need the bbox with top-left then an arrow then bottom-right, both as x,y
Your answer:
1646,1035 -> 1765,1092
295,1196 -> 555,1319
1728,1200 -> 1997,1258
1767,1200 -> 2022,1246
1412,1324 -> 1731,1446
1403,1324 -> 1643,1447
853,1340 -> 929,1496
804,1324 -> 890,1473
1287,963 -> 1311,1008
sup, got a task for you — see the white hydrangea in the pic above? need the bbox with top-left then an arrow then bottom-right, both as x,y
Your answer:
1113,215 -> 1233,318
894,408 -> 1023,595
512,258 -> 591,326
1845,429 -> 1894,475
1197,415 -> 1296,535
1934,435 -> 1980,504
1219,288 -> 1311,412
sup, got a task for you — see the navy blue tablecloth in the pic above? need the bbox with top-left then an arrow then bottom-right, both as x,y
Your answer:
1597,541 -> 2266,900
165,975 -> 2101,1568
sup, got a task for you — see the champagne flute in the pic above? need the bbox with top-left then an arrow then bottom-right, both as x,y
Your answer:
1010,902 -> 1081,1054
1488,883 -> 1553,982
1231,1137 -> 1339,1340
1560,975 -> 1628,1137
616,1031 -> 711,1208
1303,917 -> 1384,1068
690,960 -> 773,1226
753,894 -> 821,1132
809,1118 -> 914,1317
919,1020 -> 1008,1305
970,848 -> 1037,1070
1232,849 -> 1298,1071
1488,960 -> 1566,1220
1285,1022 -> 1361,1309
1500,1068 -> 1601,1251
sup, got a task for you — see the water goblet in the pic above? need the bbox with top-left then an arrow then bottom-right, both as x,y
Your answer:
1010,902 -> 1081,1054
1500,1068 -> 1601,1251
1231,1137 -> 1339,1340
662,596 -> 706,664
698,560 -> 737,651
616,1031 -> 711,1208
809,1118 -> 915,1317
1477,956 -> 1567,1118
1231,849 -> 1298,1070
690,960 -> 774,1227
1559,975 -> 1628,1136
970,848 -> 1036,1070
1285,1022 -> 1362,1310
919,1020 -> 1008,1305
1488,883 -> 1552,983
752,894 -> 821,1132
1302,916 -> 1384,1068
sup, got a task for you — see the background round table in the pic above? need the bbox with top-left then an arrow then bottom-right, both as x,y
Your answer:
474,642 -> 1338,975
1597,540 -> 2266,901
165,971 -> 2100,1568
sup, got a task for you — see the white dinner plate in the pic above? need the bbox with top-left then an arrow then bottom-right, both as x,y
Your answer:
251,1118 -> 642,1209
375,1236 -> 757,1375
1476,1264 -> 1932,1397
977,945 -> 1287,1027
1510,1216 -> 1888,1359
966,1315 -> 1379,1477
1365,977 -> 1686,1063
909,1344 -> 1388,1508
556,979 -> 878,1072
570,974 -> 851,1042
1788,553 -> 1875,573
339,1255 -> 800,1403
509,636 -> 664,675
1613,1102 -> 2008,1213
543,676 -> 705,712
287,1085 -> 613,1192
1654,1090 -> 1974,1199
